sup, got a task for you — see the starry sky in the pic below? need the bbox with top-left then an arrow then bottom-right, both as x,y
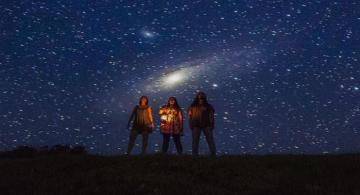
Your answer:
1,0 -> 359,155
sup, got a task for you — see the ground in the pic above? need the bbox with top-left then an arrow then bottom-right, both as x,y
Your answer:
1,154 -> 359,195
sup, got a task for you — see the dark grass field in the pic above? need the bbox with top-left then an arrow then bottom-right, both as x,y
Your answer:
1,153 -> 360,195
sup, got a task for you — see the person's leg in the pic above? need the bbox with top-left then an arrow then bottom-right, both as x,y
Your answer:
162,133 -> 170,153
127,130 -> 138,155
192,128 -> 201,155
172,134 -> 183,154
203,127 -> 216,156
141,131 -> 149,155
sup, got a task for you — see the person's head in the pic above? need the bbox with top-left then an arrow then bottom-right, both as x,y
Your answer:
139,96 -> 149,106
192,91 -> 208,106
196,92 -> 207,105
167,96 -> 180,109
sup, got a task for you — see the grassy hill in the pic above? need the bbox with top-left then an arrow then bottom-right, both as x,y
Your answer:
1,153 -> 360,195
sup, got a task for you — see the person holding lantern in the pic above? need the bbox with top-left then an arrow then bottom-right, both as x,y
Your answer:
159,97 -> 184,154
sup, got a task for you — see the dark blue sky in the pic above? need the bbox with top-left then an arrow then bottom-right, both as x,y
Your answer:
1,0 -> 359,154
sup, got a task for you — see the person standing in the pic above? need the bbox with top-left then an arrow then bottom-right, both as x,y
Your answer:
127,96 -> 154,155
159,97 -> 183,154
188,92 -> 216,156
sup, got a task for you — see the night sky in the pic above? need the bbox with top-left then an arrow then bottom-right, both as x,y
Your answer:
1,0 -> 359,155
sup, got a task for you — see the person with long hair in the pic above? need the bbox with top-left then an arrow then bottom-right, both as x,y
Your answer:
159,97 -> 183,154
188,92 -> 216,155
126,96 -> 154,155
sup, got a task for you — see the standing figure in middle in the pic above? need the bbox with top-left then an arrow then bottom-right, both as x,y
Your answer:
159,97 -> 183,154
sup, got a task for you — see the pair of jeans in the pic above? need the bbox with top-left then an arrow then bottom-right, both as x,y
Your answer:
192,127 -> 216,155
162,133 -> 183,154
127,130 -> 149,154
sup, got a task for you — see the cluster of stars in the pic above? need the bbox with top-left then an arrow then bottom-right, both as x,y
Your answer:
0,0 -> 359,154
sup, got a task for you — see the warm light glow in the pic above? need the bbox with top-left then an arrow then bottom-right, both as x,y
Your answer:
160,115 -> 167,121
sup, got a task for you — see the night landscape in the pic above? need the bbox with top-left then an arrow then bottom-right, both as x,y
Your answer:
1,0 -> 359,194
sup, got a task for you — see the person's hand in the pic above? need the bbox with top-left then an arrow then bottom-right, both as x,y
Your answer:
150,123 -> 155,129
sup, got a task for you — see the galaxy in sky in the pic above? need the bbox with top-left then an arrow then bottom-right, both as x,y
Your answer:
0,1 -> 359,154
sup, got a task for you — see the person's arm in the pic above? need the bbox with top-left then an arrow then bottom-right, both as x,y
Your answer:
178,110 -> 183,132
127,106 -> 136,129
209,105 -> 215,129
188,107 -> 193,129
148,107 -> 155,129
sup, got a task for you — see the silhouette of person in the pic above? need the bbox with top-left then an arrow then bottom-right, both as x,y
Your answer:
159,97 -> 183,154
188,92 -> 216,156
127,96 -> 154,155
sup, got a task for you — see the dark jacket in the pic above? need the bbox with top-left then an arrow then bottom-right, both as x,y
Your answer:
188,104 -> 215,129
128,105 -> 154,133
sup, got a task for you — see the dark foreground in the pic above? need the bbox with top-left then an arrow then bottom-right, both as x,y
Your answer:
0,153 -> 359,195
